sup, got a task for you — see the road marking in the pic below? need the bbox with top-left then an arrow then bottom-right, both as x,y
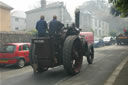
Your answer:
104,56 -> 128,85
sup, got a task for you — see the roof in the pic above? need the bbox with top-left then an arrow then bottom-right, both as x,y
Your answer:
11,11 -> 26,18
0,1 -> 13,10
7,43 -> 30,46
80,32 -> 93,35
26,2 -> 64,14
46,2 -> 64,8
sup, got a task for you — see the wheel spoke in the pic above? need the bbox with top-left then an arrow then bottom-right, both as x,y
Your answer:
73,49 -> 79,59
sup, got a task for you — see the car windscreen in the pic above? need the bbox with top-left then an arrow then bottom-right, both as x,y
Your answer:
1,45 -> 16,53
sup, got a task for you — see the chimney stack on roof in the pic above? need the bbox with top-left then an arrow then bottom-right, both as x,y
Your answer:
41,0 -> 46,8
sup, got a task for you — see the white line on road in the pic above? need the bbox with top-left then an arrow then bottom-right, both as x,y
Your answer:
104,56 -> 128,85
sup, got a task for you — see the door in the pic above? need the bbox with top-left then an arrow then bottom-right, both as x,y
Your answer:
18,44 -> 30,63
22,44 -> 30,63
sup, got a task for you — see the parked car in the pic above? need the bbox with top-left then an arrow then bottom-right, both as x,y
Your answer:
0,43 -> 30,68
103,37 -> 115,45
94,38 -> 105,48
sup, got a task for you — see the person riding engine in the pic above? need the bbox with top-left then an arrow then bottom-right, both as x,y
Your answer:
49,16 -> 64,35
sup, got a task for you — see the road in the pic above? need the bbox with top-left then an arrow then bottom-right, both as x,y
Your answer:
0,45 -> 128,85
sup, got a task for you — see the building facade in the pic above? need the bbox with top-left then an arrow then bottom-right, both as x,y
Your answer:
11,11 -> 26,31
80,11 -> 109,37
0,1 -> 13,32
80,11 -> 92,32
92,16 -> 109,37
26,0 -> 72,31
79,0 -> 110,37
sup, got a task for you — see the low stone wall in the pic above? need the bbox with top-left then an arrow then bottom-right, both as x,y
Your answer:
0,32 -> 35,48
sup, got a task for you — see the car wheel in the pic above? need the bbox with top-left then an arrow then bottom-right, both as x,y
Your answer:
17,59 -> 25,68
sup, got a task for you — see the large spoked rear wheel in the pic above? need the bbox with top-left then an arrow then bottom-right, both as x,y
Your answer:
87,46 -> 94,64
63,36 -> 83,75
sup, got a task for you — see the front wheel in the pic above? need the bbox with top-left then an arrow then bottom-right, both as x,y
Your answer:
87,46 -> 94,64
63,36 -> 83,75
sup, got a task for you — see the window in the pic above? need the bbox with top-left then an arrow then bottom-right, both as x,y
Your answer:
2,45 -> 16,53
23,45 -> 29,50
102,22 -> 104,29
15,27 -> 19,30
19,46 -> 22,51
99,20 -> 101,27
95,29 -> 97,35
95,19 -> 97,26
15,18 -> 19,22
99,30 -> 101,36
24,20 -> 26,23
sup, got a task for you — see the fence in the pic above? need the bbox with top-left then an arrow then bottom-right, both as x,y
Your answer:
0,32 -> 35,48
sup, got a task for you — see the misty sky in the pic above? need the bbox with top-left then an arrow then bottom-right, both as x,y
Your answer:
1,0 -> 89,17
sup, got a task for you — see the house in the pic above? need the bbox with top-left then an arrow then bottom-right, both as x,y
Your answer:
0,1 -> 13,32
11,11 -> 26,31
91,16 -> 109,37
79,0 -> 110,37
80,11 -> 109,37
26,0 -> 72,31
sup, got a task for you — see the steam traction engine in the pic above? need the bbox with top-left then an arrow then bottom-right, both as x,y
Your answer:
29,9 -> 94,75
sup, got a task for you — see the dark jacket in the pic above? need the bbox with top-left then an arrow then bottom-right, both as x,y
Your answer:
49,19 -> 63,34
36,19 -> 47,34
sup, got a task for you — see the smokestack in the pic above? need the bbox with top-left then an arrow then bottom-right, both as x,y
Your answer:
75,8 -> 80,28
41,0 -> 46,8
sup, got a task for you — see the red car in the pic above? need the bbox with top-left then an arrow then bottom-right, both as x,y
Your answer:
0,43 -> 30,68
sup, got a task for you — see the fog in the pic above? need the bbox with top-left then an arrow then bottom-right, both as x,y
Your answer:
78,0 -> 128,36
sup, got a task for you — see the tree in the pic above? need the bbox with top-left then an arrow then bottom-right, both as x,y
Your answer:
109,0 -> 128,17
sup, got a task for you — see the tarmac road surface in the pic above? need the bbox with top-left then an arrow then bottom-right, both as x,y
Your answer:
0,45 -> 128,85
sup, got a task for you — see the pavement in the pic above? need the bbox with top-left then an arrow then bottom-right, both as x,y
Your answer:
105,56 -> 128,85
113,57 -> 128,85
113,60 -> 128,85
104,53 -> 128,85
